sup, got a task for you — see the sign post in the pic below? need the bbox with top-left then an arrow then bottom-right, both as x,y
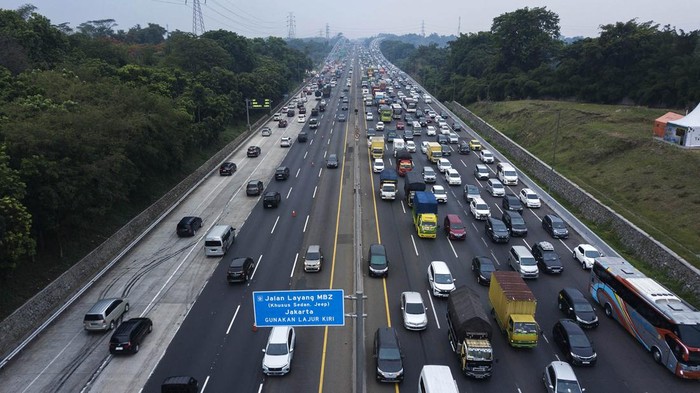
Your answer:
253,289 -> 345,327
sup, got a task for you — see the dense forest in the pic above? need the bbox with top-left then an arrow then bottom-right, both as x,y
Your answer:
0,4 -> 334,283
381,7 -> 700,109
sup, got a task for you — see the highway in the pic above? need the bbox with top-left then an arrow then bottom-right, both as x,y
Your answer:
1,41 -> 698,393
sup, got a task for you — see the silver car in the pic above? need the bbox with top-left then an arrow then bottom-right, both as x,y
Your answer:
401,291 -> 428,330
83,298 -> 129,331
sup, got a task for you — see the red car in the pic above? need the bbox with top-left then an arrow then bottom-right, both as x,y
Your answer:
396,121 -> 405,130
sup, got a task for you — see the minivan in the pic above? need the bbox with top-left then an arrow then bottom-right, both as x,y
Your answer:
262,326 -> 295,375
502,211 -> 527,237
176,216 -> 202,237
497,163 -> 519,185
109,317 -> 153,354
508,245 -> 539,279
418,365 -> 459,393
374,327 -> 404,382
204,225 -> 235,257
368,243 -> 389,277
443,214 -> 466,241
84,298 -> 129,331
303,244 -> 323,272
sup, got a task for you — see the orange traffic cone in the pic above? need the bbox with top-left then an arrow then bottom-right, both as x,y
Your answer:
252,324 -> 258,332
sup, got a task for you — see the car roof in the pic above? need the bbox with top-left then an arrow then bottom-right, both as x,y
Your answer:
430,260 -> 450,273
402,291 -> 423,304
474,256 -> 494,266
537,241 -> 555,250
558,318 -> 587,335
561,287 -> 586,301
522,188 -> 536,194
473,197 -> 486,204
433,185 -> 445,191
307,244 -> 320,253
476,164 -> 488,169
230,257 -> 251,268
548,361 -> 578,381
269,326 -> 292,343
546,214 -> 563,222
577,243 -> 597,251
369,243 -> 386,255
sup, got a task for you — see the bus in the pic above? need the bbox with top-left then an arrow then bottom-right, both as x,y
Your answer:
402,97 -> 417,113
379,105 -> 392,122
590,257 -> 700,379
391,103 -> 402,120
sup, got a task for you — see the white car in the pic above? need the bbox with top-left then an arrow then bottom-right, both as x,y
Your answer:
437,158 -> 452,173
420,140 -> 429,154
519,188 -> 542,208
573,244 -> 603,269
448,132 -> 459,144
427,261 -> 456,297
366,112 -> 374,121
373,159 -> 384,173
422,166 -> 437,183
486,179 -> 505,197
280,137 -> 292,147
479,149 -> 495,163
432,185 -> 448,203
273,113 -> 281,121
262,326 -> 295,376
401,291 -> 428,330
445,168 -> 462,186
426,126 -> 437,136
405,140 -> 416,153
423,95 -> 432,103
440,125 -> 451,135
376,121 -> 385,131
297,114 -> 306,123
470,197 -> 491,220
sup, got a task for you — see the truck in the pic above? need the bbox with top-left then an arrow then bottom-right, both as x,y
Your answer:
379,169 -> 398,200
370,136 -> 385,159
427,142 -> 443,163
446,286 -> 494,378
403,171 -> 425,207
395,149 -> 414,177
412,191 -> 438,239
488,271 -> 539,348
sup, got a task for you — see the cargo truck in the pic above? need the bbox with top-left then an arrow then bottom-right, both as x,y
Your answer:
412,191 -> 438,239
403,171 -> 425,207
488,271 -> 539,348
395,149 -> 414,177
379,169 -> 398,200
447,286 -> 494,378
427,142 -> 443,163
370,136 -> 385,159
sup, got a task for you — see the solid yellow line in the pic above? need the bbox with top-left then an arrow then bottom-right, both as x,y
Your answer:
318,110 -> 350,393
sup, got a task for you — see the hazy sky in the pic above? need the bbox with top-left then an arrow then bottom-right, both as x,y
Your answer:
5,0 -> 699,39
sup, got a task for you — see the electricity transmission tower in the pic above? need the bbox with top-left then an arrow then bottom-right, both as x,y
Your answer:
286,13 -> 296,39
187,0 -> 205,36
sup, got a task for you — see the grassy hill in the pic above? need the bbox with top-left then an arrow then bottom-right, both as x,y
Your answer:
464,100 -> 700,273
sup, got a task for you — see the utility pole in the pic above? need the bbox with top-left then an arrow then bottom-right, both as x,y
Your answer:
325,23 -> 330,40
421,20 -> 425,38
457,16 -> 461,35
245,98 -> 251,133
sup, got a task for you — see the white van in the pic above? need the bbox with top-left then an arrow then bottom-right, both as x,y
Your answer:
204,225 -> 235,256
393,139 -> 406,156
497,162 -> 519,185
418,365 -> 459,393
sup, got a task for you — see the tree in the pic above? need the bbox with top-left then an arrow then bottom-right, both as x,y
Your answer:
0,145 -> 35,271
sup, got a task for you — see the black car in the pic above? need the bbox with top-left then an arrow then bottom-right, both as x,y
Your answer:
437,134 -> 449,145
441,144 -> 452,157
419,119 -> 428,128
485,217 -> 510,243
326,154 -> 339,168
558,288 -> 599,328
311,107 -> 319,116
219,162 -> 237,176
458,141 -> 471,154
542,214 -> 569,239
109,317 -> 153,354
246,180 -> 264,196
502,211 -> 528,237
247,146 -> 261,157
502,193 -> 523,212
471,256 -> 496,285
297,131 -> 308,143
341,104 -> 348,111
368,243 -> 389,277
532,241 -> 563,274
452,123 -> 462,132
366,128 -> 377,138
552,319 -> 597,366
227,257 -> 255,283
278,119 -> 288,128
275,166 -> 290,180
176,216 -> 202,237
262,191 -> 281,208
374,327 -> 404,382
298,106 -> 306,114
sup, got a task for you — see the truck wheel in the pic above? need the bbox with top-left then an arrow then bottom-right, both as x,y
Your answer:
604,304 -> 613,318
652,347 -> 662,364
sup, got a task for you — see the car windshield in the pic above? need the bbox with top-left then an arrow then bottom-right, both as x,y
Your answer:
480,263 -> 495,272
451,222 -> 465,230
493,183 -> 503,189
574,301 -> 594,313
479,169 -> 488,174
553,221 -> 566,228
556,380 -> 583,393
527,193 -> 538,200
569,333 -> 591,348
306,252 -> 320,260
543,253 -> 558,261
584,250 -> 600,258
405,302 -> 424,315
378,347 -> 401,361
434,273 -> 453,284
521,257 -> 537,266
266,343 -> 288,356
468,186 -> 478,193
370,256 -> 386,266
511,216 -> 525,225
476,203 -> 488,210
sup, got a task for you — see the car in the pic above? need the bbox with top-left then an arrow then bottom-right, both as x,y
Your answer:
303,244 -> 323,272
273,113 -> 281,121
552,319 -> 597,366
422,167 -> 437,183
458,140 -> 471,154
308,118 -> 318,128
396,121 -> 405,130
432,185 -> 448,203
281,106 -> 288,113
286,109 -> 295,117
366,128 -> 377,139
479,149 -> 495,164
437,158 -> 452,173
400,292 -> 428,330
261,127 -> 272,136
376,121 -> 385,131
485,217 -> 510,243
469,139 -> 482,151
463,184 -> 480,202
470,197 -> 491,220
278,119 -> 288,128
403,129 -> 414,141
338,113 -> 346,122
427,261 -> 456,297
263,191 -> 281,208
440,144 -> 451,157
437,134 -> 449,145
452,123 -> 462,132
262,326 -> 295,375
280,137 -> 292,147
366,112 -> 374,121
502,193 -> 524,212
420,140 -> 430,154
428,111 -> 437,118
109,317 -> 152,354
532,241 -> 563,274
474,164 -> 490,180
448,132 -> 459,144
502,210 -> 527,237
558,288 -> 599,328
246,180 -> 264,196
405,140 -> 416,153
486,179 -> 505,197
443,214 -> 466,240
385,130 -> 398,142
426,126 -> 437,136
542,214 -> 569,239
368,243 -> 389,277
275,166 -> 290,180
326,154 -> 339,168
373,159 -> 384,173
573,244 -> 602,269
445,168 -> 461,186
342,96 -> 349,103
83,298 -> 130,331
219,162 -> 237,176
543,361 -> 585,393
297,131 -> 308,143
471,256 -> 496,285
374,327 -> 404,382
227,257 -> 255,282
247,146 -> 261,157
519,188 -> 542,208
298,106 -> 306,114
311,107 -> 319,116
341,105 -> 348,111
176,216 -> 203,237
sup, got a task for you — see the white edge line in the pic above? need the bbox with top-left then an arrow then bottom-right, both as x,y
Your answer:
226,305 -> 241,335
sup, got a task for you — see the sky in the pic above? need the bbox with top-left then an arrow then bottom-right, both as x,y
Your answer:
4,0 -> 699,39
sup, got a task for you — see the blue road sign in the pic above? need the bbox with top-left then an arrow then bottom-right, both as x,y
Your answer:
253,289 -> 345,327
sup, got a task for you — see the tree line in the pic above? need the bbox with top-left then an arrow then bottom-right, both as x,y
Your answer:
0,5 -> 333,273
381,7 -> 700,110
